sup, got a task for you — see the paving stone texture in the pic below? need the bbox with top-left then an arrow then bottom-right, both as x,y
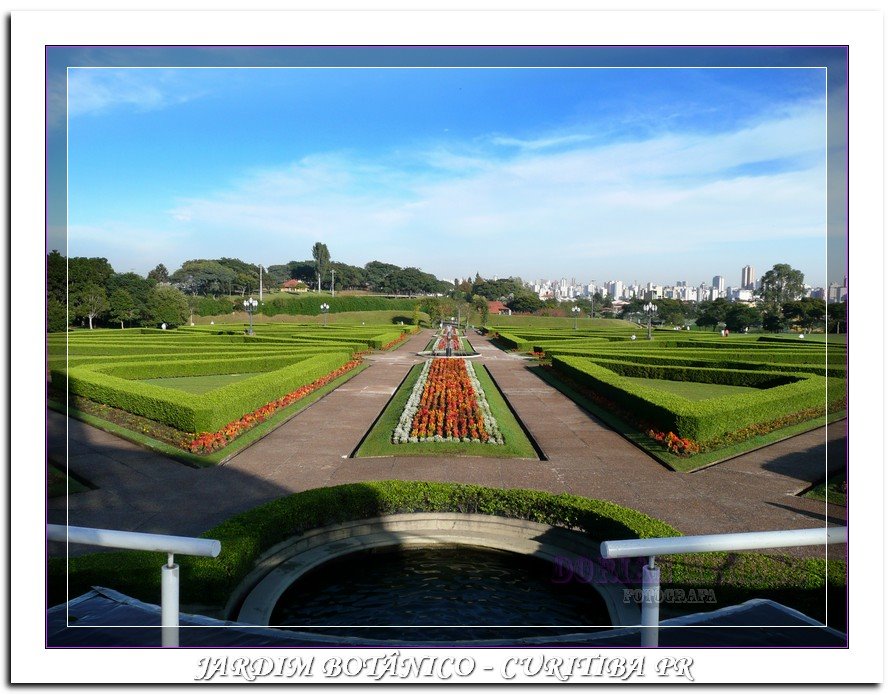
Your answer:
48,328 -> 846,560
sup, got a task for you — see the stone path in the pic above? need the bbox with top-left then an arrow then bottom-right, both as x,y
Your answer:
48,328 -> 846,559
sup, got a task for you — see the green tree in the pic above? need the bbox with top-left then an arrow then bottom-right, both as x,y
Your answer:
756,263 -> 805,309
170,260 -> 238,297
828,301 -> 847,334
47,250 -> 67,303
68,257 -> 115,291
47,297 -> 67,333
762,310 -> 786,333
108,288 -> 140,329
71,284 -> 109,329
506,290 -> 541,314
145,285 -> 190,327
471,294 -> 489,324
724,303 -> 762,333
782,297 -> 826,333
147,263 -> 169,283
311,242 -> 331,292
695,298 -> 729,329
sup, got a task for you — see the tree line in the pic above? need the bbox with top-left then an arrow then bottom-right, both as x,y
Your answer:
47,249 -> 846,335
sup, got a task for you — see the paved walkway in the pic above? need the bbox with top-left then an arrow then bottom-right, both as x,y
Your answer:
49,329 -> 846,559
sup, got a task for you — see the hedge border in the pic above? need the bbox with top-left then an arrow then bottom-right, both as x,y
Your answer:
48,481 -> 845,628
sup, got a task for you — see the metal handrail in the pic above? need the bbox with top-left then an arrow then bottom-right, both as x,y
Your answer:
48,524 -> 221,647
600,526 -> 847,647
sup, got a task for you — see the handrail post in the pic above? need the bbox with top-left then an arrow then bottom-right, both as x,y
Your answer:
161,552 -> 179,648
641,555 -> 660,647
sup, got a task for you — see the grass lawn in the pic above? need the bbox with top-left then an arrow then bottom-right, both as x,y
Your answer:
803,471 -> 847,506
531,365 -> 845,472
487,316 -> 635,330
142,372 -> 259,395
194,309 -> 426,327
625,376 -> 759,401
354,361 -> 539,459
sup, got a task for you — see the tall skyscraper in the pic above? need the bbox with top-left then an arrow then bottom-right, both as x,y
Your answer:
712,275 -> 725,293
742,265 -> 755,290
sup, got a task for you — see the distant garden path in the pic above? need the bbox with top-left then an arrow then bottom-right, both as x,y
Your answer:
49,328 -> 845,559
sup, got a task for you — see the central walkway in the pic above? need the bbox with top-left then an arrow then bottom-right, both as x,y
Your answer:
49,327 -> 845,559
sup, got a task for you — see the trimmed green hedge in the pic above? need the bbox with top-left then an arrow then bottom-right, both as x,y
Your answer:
259,295 -> 419,316
49,481 -> 680,607
553,355 -> 843,443
53,352 -> 352,433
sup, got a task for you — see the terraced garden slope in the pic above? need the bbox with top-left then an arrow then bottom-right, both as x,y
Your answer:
48,323 -> 417,465
485,325 -> 846,470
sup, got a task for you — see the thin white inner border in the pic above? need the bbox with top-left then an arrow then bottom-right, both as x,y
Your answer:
62,62 -> 837,633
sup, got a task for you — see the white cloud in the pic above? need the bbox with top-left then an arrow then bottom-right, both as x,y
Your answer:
67,69 -> 207,118
123,101 -> 826,279
491,133 -> 594,150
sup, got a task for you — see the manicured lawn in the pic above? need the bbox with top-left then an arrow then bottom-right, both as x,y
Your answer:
803,471 -> 847,506
625,376 -> 759,401
487,316 -> 635,330
354,361 -> 539,459
142,372 -> 259,394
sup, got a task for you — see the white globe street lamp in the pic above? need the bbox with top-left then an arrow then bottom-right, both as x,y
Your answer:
243,297 -> 258,336
644,302 -> 657,340
320,302 -> 330,327
571,305 -> 581,330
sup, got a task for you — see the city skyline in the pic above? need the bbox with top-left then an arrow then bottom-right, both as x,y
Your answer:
59,53 -> 838,288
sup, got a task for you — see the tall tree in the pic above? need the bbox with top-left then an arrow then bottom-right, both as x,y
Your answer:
144,285 -> 190,327
695,298 -> 729,329
108,288 -> 140,329
147,263 -> 169,283
47,250 -> 67,303
71,284 -> 109,329
724,303 -> 762,333
756,264 -> 805,309
68,257 -> 115,291
311,242 -> 331,292
828,301 -> 847,334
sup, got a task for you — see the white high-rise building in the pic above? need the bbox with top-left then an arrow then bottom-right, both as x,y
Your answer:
741,265 -> 755,290
712,275 -> 725,293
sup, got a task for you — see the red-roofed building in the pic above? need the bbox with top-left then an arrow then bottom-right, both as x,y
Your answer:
281,279 -> 308,293
488,301 -> 512,316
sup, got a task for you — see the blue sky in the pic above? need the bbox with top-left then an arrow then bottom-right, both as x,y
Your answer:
65,65 -> 831,287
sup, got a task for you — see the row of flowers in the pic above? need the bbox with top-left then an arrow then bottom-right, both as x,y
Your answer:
382,332 -> 411,351
392,358 -> 504,445
433,330 -> 461,354
186,360 -> 361,454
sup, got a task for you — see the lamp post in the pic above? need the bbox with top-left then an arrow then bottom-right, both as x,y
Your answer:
644,301 -> 657,340
320,302 -> 330,327
571,305 -> 581,330
243,297 -> 258,336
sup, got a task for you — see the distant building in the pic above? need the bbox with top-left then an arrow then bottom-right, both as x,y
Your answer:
281,279 -> 308,293
712,275 -> 725,293
487,301 -> 512,316
741,265 -> 755,290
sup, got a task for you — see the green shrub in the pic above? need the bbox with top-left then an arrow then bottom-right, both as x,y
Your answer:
553,355 -> 843,443
259,295 -> 418,317
48,481 -> 845,627
53,352 -> 352,432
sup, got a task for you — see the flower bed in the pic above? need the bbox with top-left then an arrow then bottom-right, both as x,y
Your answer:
392,358 -> 504,444
187,360 -> 361,454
